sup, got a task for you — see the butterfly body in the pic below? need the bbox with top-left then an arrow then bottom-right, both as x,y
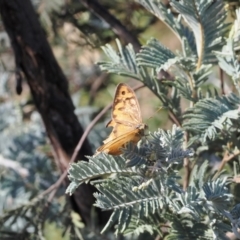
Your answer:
96,83 -> 146,155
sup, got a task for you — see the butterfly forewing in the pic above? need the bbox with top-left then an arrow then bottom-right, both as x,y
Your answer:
112,83 -> 142,127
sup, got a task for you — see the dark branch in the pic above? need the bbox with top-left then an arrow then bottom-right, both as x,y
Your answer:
80,0 -> 141,52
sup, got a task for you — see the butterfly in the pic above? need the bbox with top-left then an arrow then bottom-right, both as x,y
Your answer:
96,83 -> 146,155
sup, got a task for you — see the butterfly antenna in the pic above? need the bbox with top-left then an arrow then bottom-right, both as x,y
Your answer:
145,106 -> 166,124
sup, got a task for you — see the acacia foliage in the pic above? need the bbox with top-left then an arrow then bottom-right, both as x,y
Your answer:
68,1 -> 240,239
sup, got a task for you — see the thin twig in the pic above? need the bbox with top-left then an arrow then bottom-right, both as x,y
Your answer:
168,111 -> 181,126
38,102 -> 112,223
220,68 -> 225,95
51,103 -> 111,191
183,132 -> 191,190
80,0 -> 141,52
213,149 -> 240,180
182,71 -> 197,189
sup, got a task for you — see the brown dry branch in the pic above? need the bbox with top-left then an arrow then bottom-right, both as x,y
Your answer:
213,149 -> 240,180
38,101 -> 112,220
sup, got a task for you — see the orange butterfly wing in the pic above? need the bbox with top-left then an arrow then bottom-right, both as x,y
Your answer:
97,128 -> 143,155
96,83 -> 146,155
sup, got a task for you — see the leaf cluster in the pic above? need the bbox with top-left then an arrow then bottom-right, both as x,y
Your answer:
68,0 -> 240,239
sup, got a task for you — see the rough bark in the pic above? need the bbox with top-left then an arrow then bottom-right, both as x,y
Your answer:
0,0 -> 103,225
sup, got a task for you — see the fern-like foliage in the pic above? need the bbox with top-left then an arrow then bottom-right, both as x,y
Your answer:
137,0 -> 197,55
171,0 -> 229,65
99,39 -> 140,79
183,93 -> 240,142
66,1 -> 240,239
69,125 -> 238,238
123,212 -> 164,236
165,217 -> 212,240
134,0 -> 230,108
67,127 -> 188,214
163,64 -> 212,101
98,39 -> 170,106
169,165 -> 233,240
138,0 -> 228,65
94,176 -> 167,234
215,7 -> 240,94
121,125 -> 192,169
66,155 -> 135,194
136,38 -> 176,70
67,125 -> 238,239
216,39 -> 240,93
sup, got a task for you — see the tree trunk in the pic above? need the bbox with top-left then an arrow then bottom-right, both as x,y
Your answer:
0,0 -> 103,225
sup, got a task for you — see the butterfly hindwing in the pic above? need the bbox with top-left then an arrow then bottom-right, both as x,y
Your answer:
97,129 -> 143,155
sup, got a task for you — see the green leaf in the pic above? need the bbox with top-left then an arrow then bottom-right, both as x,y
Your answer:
136,38 -> 175,70
66,154 -> 134,195
183,94 -> 240,142
171,0 -> 229,64
98,39 -> 140,79
137,0 -> 197,55
215,39 -> 240,94
203,178 -> 232,212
